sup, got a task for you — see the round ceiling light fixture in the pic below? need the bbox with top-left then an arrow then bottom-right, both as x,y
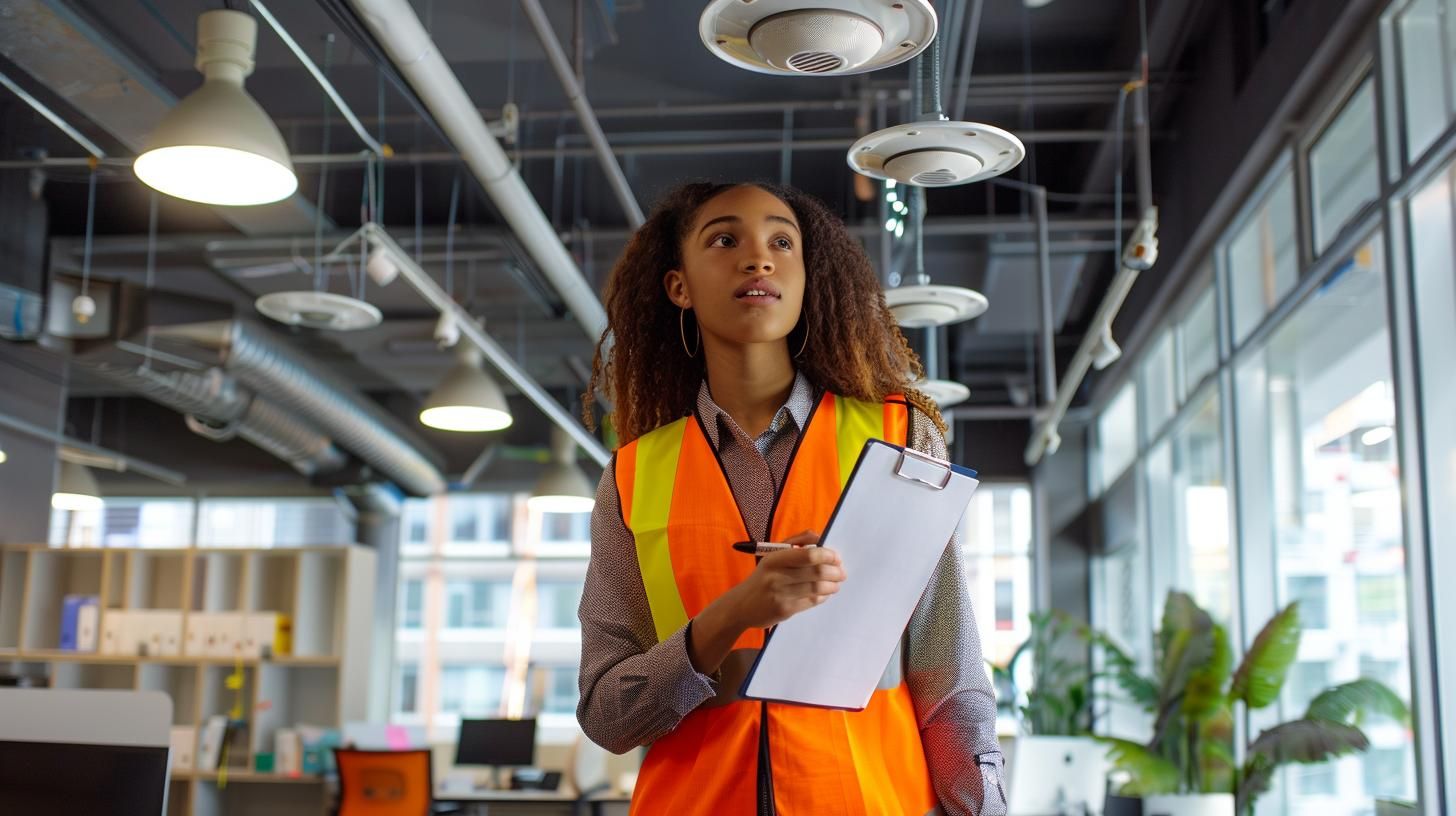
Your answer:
915,378 -> 970,409
255,291 -> 383,332
699,0 -> 937,76
848,120 -> 1025,187
883,284 -> 988,328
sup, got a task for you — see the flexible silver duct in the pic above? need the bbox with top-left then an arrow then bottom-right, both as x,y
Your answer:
81,362 -> 348,477
150,320 -> 447,496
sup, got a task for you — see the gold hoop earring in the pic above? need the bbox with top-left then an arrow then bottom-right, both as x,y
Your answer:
679,308 -> 699,358
794,321 -> 809,359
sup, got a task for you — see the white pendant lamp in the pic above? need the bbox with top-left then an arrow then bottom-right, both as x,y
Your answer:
52,460 -> 103,512
420,343 -> 514,433
133,10 -> 298,206
528,427 -> 596,514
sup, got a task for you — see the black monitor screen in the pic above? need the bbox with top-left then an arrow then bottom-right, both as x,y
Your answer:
0,740 -> 169,815
455,718 -> 536,767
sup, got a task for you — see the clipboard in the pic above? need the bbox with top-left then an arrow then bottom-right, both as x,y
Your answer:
740,438 -> 980,711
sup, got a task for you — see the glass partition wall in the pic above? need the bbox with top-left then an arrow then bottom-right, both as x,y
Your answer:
1086,4 -> 1456,811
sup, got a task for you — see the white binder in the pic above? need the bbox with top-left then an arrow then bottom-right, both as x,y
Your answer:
741,439 -> 980,711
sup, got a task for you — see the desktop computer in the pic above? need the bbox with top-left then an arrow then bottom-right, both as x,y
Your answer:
0,688 -> 173,815
454,717 -> 559,791
1007,735 -> 1111,816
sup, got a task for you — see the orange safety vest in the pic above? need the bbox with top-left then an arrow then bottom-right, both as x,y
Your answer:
614,391 -> 939,816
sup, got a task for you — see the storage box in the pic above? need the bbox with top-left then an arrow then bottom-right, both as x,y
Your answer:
240,613 -> 292,659
185,612 -> 245,658
99,610 -> 134,656
135,611 -> 184,658
274,728 -> 301,776
60,595 -> 100,652
169,726 -> 197,771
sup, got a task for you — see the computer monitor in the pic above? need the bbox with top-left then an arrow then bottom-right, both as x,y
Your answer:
0,688 -> 173,816
1007,736 -> 1111,816
455,717 -> 537,767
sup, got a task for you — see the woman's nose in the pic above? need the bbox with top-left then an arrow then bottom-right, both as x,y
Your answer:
742,257 -> 774,274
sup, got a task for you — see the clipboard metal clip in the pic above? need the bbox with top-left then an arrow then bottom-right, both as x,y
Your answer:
893,447 -> 954,491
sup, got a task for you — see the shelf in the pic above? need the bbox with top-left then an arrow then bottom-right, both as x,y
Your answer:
176,770 -> 324,784
3,650 -> 340,667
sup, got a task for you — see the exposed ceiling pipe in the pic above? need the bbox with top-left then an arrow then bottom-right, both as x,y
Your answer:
78,362 -> 348,477
519,0 -> 644,228
150,319 -> 448,496
950,0 -> 985,122
345,0 -> 608,341
0,410 -> 185,486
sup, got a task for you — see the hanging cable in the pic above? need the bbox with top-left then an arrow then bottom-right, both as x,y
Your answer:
79,166 -> 97,309
445,171 -> 462,300
142,191 -> 159,370
313,34 -> 337,294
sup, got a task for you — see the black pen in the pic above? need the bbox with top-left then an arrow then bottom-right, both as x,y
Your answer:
732,541 -> 794,555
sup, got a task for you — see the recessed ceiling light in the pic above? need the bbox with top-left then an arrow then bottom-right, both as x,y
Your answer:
700,0 -> 938,76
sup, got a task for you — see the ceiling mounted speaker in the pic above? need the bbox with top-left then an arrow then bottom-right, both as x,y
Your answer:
883,284 -> 988,328
700,0 -> 937,77
915,378 -> 970,409
255,291 -> 383,332
848,121 -> 1025,187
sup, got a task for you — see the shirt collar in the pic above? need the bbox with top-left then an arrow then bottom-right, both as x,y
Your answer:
695,370 -> 817,451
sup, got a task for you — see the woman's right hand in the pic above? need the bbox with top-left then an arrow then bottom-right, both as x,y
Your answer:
722,530 -> 845,630
686,530 -> 846,676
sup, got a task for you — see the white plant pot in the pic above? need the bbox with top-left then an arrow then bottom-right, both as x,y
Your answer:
1142,793 -> 1235,816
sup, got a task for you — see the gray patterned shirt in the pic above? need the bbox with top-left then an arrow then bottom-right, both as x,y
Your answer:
577,374 -> 1008,815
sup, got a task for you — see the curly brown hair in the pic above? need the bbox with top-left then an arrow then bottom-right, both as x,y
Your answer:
582,181 -> 944,445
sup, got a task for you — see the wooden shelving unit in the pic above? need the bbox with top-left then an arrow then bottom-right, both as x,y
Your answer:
0,544 -> 376,816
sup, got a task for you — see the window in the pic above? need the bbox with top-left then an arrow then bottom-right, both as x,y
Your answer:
1174,394 -> 1233,623
1178,285 -> 1219,397
449,495 -> 512,545
536,581 -> 583,631
1357,575 -> 1403,625
536,666 -> 579,716
960,484 -> 1033,668
1140,330 -> 1176,442
197,498 -> 352,548
438,665 -> 506,716
1234,233 -> 1415,814
1287,660 -> 1332,710
1295,763 -> 1338,796
1286,575 -> 1329,629
1363,747 -> 1409,799
1396,0 -> 1454,162
1096,383 -> 1139,495
50,497 -> 195,548
1227,169 -> 1298,344
396,664 -> 419,715
400,579 -> 424,630
445,580 -> 512,629
403,500 -> 430,546
541,513 -> 590,544
994,580 -> 1015,631
1310,82 -> 1380,253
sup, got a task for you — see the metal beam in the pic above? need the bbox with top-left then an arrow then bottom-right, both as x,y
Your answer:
0,411 -> 187,486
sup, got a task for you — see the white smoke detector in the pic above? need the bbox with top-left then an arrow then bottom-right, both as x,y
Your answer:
915,378 -> 970,409
255,291 -> 382,331
848,120 -> 1025,186
883,284 -> 988,327
699,0 -> 937,76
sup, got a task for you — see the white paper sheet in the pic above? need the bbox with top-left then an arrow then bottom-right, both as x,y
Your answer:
741,440 -> 980,710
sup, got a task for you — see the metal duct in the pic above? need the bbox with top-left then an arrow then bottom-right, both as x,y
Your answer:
81,362 -> 348,477
151,320 -> 448,496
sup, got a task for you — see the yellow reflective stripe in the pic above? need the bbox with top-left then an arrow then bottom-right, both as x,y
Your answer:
630,419 -> 690,643
834,395 -> 886,488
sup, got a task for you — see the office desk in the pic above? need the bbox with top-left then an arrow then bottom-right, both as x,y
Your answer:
434,788 -> 631,816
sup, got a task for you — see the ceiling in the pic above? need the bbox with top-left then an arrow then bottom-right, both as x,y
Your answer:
0,0 -> 1200,488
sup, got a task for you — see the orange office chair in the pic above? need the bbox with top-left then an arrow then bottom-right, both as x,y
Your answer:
334,749 -> 434,816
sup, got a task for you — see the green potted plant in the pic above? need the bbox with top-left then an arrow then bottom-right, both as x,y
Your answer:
1100,591 -> 1409,816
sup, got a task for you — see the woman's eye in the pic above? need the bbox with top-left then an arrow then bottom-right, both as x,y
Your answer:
711,234 -> 735,247
773,238 -> 793,250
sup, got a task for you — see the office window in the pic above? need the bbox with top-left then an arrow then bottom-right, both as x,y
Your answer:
1287,660 -> 1332,711
1363,747 -> 1409,799
1096,383 -> 1139,495
1234,233 -> 1415,815
537,666 -> 579,717
403,500 -> 430,547
1396,0 -> 1453,161
1310,82 -> 1380,253
536,581 -> 584,631
1286,575 -> 1329,629
1409,160 -> 1456,786
1170,393 -> 1233,623
400,579 -> 424,630
1295,763 -> 1338,796
449,495 -> 512,545
445,580 -> 513,629
50,497 -> 195,548
439,665 -> 506,716
197,498 -> 353,548
1140,329 -> 1177,442
1178,285 -> 1219,398
960,484 -> 1033,667
541,512 -> 590,544
396,664 -> 419,715
1227,170 -> 1299,344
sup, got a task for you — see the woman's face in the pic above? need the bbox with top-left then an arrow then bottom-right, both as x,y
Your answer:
664,185 -> 806,351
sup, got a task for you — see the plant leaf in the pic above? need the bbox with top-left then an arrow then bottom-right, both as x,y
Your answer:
1305,678 -> 1411,727
1157,592 -> 1216,715
1247,719 -> 1370,765
1098,737 -> 1181,796
1236,753 -> 1277,816
1183,623 -> 1233,721
1093,634 -> 1161,709
1231,602 -> 1302,710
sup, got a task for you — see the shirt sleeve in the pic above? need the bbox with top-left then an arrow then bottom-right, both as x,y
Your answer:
576,455 -> 720,754
905,412 -> 1009,816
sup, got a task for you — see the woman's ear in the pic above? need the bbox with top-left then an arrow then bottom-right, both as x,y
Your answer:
663,269 -> 691,309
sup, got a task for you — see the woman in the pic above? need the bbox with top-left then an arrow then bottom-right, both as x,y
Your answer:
577,182 -> 1006,816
